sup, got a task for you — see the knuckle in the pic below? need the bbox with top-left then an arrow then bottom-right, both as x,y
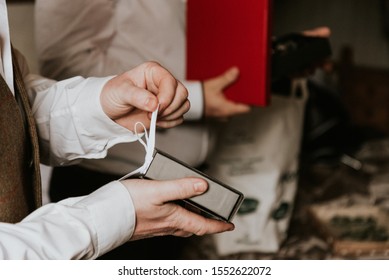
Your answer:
193,224 -> 207,236
180,86 -> 189,99
145,61 -> 160,68
184,216 -> 208,236
183,100 -> 190,113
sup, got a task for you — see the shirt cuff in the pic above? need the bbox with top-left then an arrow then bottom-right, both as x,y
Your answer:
74,76 -> 140,159
182,80 -> 204,120
77,181 -> 135,258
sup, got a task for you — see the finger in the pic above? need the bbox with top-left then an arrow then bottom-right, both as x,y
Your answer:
174,206 -> 235,235
101,76 -> 159,120
125,177 -> 208,204
205,98 -> 250,118
115,110 -> 151,132
171,230 -> 193,238
123,86 -> 159,113
156,117 -> 184,129
158,100 -> 190,121
143,62 -> 186,112
224,101 -> 251,116
301,26 -> 331,38
158,82 -> 189,117
149,177 -> 209,204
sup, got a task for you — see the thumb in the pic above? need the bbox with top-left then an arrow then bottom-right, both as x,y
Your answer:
153,178 -> 208,203
216,66 -> 240,90
101,76 -> 159,120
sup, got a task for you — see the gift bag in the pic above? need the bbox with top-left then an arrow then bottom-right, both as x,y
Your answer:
206,79 -> 308,255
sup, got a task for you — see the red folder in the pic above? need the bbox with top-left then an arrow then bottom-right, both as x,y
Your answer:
186,0 -> 272,107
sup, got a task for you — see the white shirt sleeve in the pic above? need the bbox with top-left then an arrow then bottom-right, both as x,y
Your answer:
182,80 -> 204,120
0,181 -> 135,260
0,49 -> 138,260
25,74 -> 139,166
14,48 -> 139,166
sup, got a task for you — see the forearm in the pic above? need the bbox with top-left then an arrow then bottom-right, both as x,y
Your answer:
0,181 -> 135,260
25,74 -> 137,166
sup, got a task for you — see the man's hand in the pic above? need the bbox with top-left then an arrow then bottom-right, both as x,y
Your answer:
100,61 -> 190,131
293,26 -> 332,77
203,67 -> 251,118
120,177 -> 234,240
301,26 -> 331,38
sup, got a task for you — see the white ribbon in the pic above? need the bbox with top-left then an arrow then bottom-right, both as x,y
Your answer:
119,105 -> 159,180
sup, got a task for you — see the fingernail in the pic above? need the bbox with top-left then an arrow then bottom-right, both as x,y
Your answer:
145,97 -> 157,110
194,181 -> 207,193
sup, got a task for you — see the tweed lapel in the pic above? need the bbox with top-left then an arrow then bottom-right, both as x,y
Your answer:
11,49 -> 42,209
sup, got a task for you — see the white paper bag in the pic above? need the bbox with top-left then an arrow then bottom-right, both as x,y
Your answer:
206,79 -> 308,255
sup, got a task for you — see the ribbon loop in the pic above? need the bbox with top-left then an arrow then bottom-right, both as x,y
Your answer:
119,105 -> 159,180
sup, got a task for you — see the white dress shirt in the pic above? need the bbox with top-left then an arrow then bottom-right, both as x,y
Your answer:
0,0 -> 136,259
35,0 -> 214,174
0,0 -> 13,93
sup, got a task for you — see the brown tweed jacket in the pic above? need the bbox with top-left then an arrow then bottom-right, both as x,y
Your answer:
0,51 -> 42,223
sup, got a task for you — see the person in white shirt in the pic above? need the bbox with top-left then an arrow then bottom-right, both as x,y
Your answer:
34,0 -> 251,175
34,0 -> 332,259
34,0 -> 251,259
0,0 -> 234,260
